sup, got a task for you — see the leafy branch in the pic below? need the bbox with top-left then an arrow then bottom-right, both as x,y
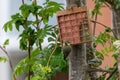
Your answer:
3,0 -> 64,80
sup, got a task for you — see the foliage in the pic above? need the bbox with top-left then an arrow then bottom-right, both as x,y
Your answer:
90,0 -> 120,79
94,0 -> 120,9
0,39 -> 9,63
3,39 -> 9,48
30,64 -> 51,80
89,25 -> 120,80
3,0 -> 67,80
0,38 -> 12,74
0,56 -> 6,63
14,46 -> 67,79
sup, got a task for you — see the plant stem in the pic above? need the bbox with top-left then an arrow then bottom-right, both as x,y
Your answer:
93,13 -> 98,36
47,34 -> 59,66
104,2 -> 111,9
33,0 -> 42,50
91,20 -> 118,39
34,0 -> 39,31
28,39 -> 31,80
21,0 -> 31,79
22,0 -> 24,4
106,67 -> 118,80
91,20 -> 107,28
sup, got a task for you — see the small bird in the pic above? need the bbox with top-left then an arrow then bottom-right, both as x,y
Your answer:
62,42 -> 71,60
88,58 -> 102,68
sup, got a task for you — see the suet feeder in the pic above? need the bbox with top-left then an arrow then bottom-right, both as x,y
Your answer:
57,6 -> 92,45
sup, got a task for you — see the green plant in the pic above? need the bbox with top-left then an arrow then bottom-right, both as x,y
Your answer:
3,0 -> 68,80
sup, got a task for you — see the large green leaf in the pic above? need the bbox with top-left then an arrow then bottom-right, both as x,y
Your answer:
19,4 -> 30,18
3,20 -> 13,32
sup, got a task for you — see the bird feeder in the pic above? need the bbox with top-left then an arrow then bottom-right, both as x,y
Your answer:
56,6 -> 92,45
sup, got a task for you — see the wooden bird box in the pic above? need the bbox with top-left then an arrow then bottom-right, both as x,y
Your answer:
56,6 -> 92,45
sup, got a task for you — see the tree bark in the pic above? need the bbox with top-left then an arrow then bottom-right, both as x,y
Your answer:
69,45 -> 89,80
112,9 -> 120,38
66,0 -> 89,80
112,8 -> 120,80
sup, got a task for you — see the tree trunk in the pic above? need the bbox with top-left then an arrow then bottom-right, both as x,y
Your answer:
112,9 -> 120,38
112,8 -> 120,79
69,45 -> 88,80
66,0 -> 89,80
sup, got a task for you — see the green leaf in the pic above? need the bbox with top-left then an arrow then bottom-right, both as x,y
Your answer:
95,51 -> 104,60
47,1 -> 64,10
14,20 -> 22,31
95,39 -> 105,46
112,53 -> 119,60
14,19 -> 24,31
51,32 -> 56,38
19,4 -> 30,18
13,59 -> 27,75
36,24 -> 52,42
42,14 -> 49,23
38,1 -> 63,24
28,5 -> 35,13
48,37 -> 55,42
3,39 -> 9,48
11,13 -> 22,19
54,46 -> 61,55
9,13 -> 24,31
0,57 -> 6,63
3,20 -> 13,32
101,49 -> 109,57
31,48 -> 40,57
105,27 -> 112,32
19,37 -> 28,50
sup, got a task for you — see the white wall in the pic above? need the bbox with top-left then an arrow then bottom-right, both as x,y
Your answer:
0,0 -> 12,80
0,0 -> 65,80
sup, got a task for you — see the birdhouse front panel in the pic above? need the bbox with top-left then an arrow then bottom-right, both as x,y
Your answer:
57,6 -> 92,45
